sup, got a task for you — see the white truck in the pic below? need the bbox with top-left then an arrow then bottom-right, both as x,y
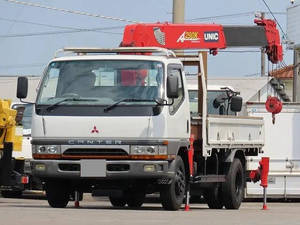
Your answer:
16,47 -> 265,210
15,17 -> 284,210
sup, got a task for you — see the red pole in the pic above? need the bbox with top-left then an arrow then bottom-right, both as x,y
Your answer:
185,135 -> 194,211
260,157 -> 269,210
74,191 -> 80,208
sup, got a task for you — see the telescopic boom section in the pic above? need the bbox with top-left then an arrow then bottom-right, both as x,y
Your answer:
121,19 -> 283,64
254,19 -> 283,64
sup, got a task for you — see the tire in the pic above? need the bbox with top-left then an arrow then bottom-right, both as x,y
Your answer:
203,184 -> 224,209
45,180 -> 70,208
126,191 -> 145,208
1,190 -> 22,198
160,156 -> 186,210
222,158 -> 245,209
109,195 -> 127,207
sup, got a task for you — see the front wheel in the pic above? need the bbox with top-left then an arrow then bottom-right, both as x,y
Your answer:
46,180 -> 70,208
222,158 -> 245,209
126,190 -> 145,208
160,156 -> 186,210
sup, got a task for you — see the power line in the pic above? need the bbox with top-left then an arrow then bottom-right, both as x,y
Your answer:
0,16 -> 77,30
187,12 -> 255,22
0,16 -> 123,31
0,26 -> 123,38
0,16 -> 124,38
3,0 -> 142,23
260,0 -> 288,40
1,2 -> 25,44
186,11 -> 286,22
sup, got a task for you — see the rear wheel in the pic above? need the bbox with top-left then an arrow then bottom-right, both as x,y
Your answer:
203,184 -> 223,209
109,195 -> 127,207
46,180 -> 70,208
222,158 -> 245,209
160,156 -> 186,210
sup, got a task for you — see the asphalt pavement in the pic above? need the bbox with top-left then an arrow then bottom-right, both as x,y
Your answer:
0,195 -> 299,225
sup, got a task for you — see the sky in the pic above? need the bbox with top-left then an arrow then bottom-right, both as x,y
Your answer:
0,0 -> 298,77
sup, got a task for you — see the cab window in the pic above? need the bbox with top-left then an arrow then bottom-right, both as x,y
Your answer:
168,66 -> 184,114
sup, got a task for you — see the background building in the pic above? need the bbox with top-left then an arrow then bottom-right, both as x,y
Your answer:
0,76 -> 40,102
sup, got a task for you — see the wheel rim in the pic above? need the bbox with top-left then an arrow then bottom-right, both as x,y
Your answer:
175,167 -> 185,198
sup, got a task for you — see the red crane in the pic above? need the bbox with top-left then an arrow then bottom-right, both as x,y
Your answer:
121,18 -> 283,64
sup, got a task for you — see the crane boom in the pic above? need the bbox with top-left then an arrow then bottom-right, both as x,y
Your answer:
121,19 -> 282,64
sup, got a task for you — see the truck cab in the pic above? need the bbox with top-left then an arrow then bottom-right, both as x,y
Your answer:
19,48 -> 191,209
188,83 -> 237,116
17,47 -> 264,210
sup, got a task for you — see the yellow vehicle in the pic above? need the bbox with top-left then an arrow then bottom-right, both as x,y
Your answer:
0,99 -> 26,197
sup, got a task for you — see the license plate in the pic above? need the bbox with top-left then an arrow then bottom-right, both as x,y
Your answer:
80,160 -> 106,177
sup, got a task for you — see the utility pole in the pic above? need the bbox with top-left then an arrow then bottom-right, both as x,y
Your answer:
172,0 -> 185,24
293,46 -> 300,102
261,12 -> 266,77
172,0 -> 207,76
172,0 -> 185,55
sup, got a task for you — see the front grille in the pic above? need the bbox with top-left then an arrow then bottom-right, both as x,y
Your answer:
59,164 -> 80,171
63,148 -> 128,156
157,178 -> 171,185
107,164 -> 130,171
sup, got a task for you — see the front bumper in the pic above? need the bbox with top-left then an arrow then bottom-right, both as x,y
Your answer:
31,159 -> 175,180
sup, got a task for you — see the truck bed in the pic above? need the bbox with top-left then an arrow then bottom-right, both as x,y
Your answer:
191,114 -> 264,149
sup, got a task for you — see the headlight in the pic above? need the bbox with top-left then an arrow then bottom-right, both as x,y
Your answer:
37,146 -> 47,153
130,145 -> 168,155
36,145 -> 61,154
130,145 -> 158,155
48,146 -> 59,154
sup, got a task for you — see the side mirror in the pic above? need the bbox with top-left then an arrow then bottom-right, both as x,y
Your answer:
230,96 -> 243,112
17,76 -> 28,99
213,94 -> 227,108
167,74 -> 179,98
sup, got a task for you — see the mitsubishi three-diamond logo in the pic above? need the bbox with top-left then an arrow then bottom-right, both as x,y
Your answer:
91,126 -> 99,134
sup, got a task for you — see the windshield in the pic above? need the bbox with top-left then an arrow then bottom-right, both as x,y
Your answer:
37,60 -> 164,106
189,90 -> 235,116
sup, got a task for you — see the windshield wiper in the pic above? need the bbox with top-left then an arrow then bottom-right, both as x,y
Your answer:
46,97 -> 98,111
104,98 -> 163,112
